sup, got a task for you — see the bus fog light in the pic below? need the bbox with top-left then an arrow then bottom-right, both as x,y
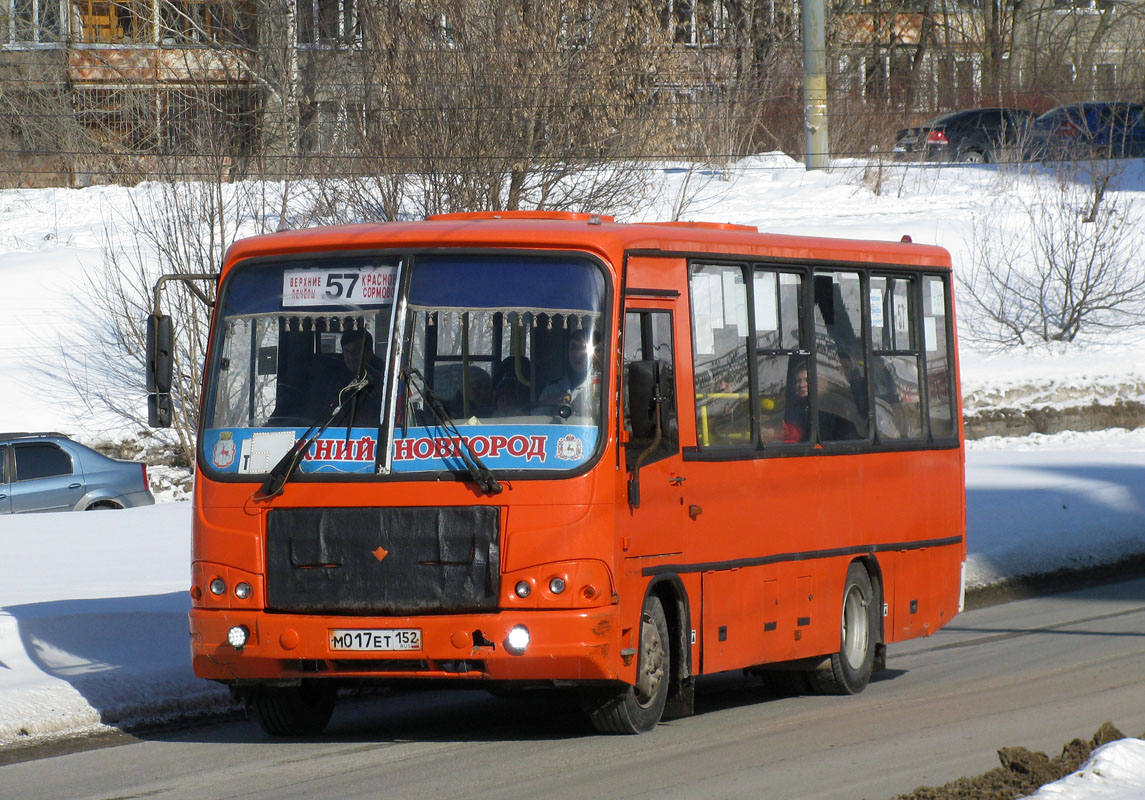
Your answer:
209,578 -> 226,595
227,625 -> 250,650
234,582 -> 252,599
548,576 -> 566,595
514,581 -> 531,598
505,625 -> 530,654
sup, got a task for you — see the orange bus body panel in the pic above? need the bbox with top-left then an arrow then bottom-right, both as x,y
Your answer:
190,215 -> 964,709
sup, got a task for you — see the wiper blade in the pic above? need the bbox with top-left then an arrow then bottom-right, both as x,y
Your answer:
254,375 -> 371,501
401,366 -> 503,495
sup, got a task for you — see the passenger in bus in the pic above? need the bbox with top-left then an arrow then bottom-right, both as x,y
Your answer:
460,367 -> 494,422
817,351 -> 868,441
334,328 -> 384,425
539,328 -> 599,415
493,375 -> 530,417
782,359 -> 810,442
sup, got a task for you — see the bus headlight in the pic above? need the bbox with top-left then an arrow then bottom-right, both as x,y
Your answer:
548,576 -> 566,595
227,625 -> 250,650
514,581 -> 532,598
209,578 -> 226,595
505,625 -> 530,655
234,582 -> 252,600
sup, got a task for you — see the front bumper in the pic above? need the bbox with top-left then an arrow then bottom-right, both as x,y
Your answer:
190,606 -> 620,684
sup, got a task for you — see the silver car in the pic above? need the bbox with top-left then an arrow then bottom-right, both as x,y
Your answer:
0,432 -> 155,513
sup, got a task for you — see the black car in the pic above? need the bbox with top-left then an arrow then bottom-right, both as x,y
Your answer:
1024,102 -> 1145,161
0,432 -> 155,513
893,107 -> 1036,164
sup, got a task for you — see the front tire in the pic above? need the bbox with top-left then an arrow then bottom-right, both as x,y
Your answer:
581,594 -> 670,734
253,682 -> 337,736
808,562 -> 878,695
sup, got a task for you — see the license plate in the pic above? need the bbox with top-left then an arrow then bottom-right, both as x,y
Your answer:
329,628 -> 422,651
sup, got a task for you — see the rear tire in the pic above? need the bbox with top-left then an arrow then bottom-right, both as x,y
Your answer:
580,594 -> 670,734
253,682 -> 337,736
808,562 -> 878,695
959,149 -> 987,164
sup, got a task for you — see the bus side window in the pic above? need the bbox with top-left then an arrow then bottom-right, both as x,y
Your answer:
923,276 -> 955,439
624,310 -> 677,467
813,271 -> 869,442
754,269 -> 807,444
690,264 -> 750,448
870,275 -> 923,440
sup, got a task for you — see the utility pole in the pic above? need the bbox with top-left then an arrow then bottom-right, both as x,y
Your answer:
802,0 -> 829,170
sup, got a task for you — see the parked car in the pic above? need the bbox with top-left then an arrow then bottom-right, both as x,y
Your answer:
0,432 -> 155,513
1024,102 -> 1145,160
893,107 -> 1036,163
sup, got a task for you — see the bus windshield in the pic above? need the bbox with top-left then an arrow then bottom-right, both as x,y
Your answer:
393,253 -> 606,475
200,252 -> 607,479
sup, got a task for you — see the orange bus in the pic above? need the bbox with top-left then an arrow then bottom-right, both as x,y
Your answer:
148,211 -> 965,736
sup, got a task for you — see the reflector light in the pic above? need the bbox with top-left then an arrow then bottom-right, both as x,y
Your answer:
227,625 -> 250,649
505,625 -> 530,654
209,578 -> 226,595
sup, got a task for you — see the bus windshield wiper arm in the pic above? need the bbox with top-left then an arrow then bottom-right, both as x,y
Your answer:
254,375 -> 371,501
401,366 -> 503,495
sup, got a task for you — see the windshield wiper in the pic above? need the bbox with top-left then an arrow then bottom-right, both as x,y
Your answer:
401,366 -> 503,495
254,375 -> 372,501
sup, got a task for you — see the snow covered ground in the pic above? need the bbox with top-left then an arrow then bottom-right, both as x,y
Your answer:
1,156 -> 1144,796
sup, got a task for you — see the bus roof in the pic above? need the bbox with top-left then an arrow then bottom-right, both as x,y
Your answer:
223,212 -> 952,273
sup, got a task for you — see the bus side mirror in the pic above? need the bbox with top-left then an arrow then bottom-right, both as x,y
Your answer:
146,314 -> 173,428
148,392 -> 172,428
627,360 -> 661,444
146,314 -> 174,393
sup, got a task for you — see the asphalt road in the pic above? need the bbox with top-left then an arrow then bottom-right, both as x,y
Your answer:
4,577 -> 1145,800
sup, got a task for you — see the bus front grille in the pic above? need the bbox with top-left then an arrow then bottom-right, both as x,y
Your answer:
265,506 -> 500,615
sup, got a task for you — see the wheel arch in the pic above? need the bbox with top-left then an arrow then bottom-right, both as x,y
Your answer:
644,574 -> 695,719
852,555 -> 886,669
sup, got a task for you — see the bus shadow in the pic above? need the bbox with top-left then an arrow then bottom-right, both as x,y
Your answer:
4,592 -> 235,739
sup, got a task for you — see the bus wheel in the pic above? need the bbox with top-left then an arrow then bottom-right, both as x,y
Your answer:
809,562 -> 877,695
580,594 -> 670,734
252,682 -> 337,736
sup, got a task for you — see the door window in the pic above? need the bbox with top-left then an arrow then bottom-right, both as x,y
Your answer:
14,443 -> 73,481
624,309 -> 677,467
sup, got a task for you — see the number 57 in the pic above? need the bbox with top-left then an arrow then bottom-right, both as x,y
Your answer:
324,272 -> 360,299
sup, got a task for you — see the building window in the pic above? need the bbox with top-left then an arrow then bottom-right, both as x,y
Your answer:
8,0 -> 61,42
662,0 -> 727,46
297,0 -> 357,45
160,0 -> 254,45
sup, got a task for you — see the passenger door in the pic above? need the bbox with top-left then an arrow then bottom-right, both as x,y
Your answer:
11,442 -> 85,513
621,303 -> 688,557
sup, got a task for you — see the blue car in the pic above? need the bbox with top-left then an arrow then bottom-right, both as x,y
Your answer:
0,432 -> 155,513
1025,102 -> 1145,160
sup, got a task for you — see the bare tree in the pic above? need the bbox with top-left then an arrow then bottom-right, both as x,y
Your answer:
961,163 -> 1145,346
300,0 -> 695,220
